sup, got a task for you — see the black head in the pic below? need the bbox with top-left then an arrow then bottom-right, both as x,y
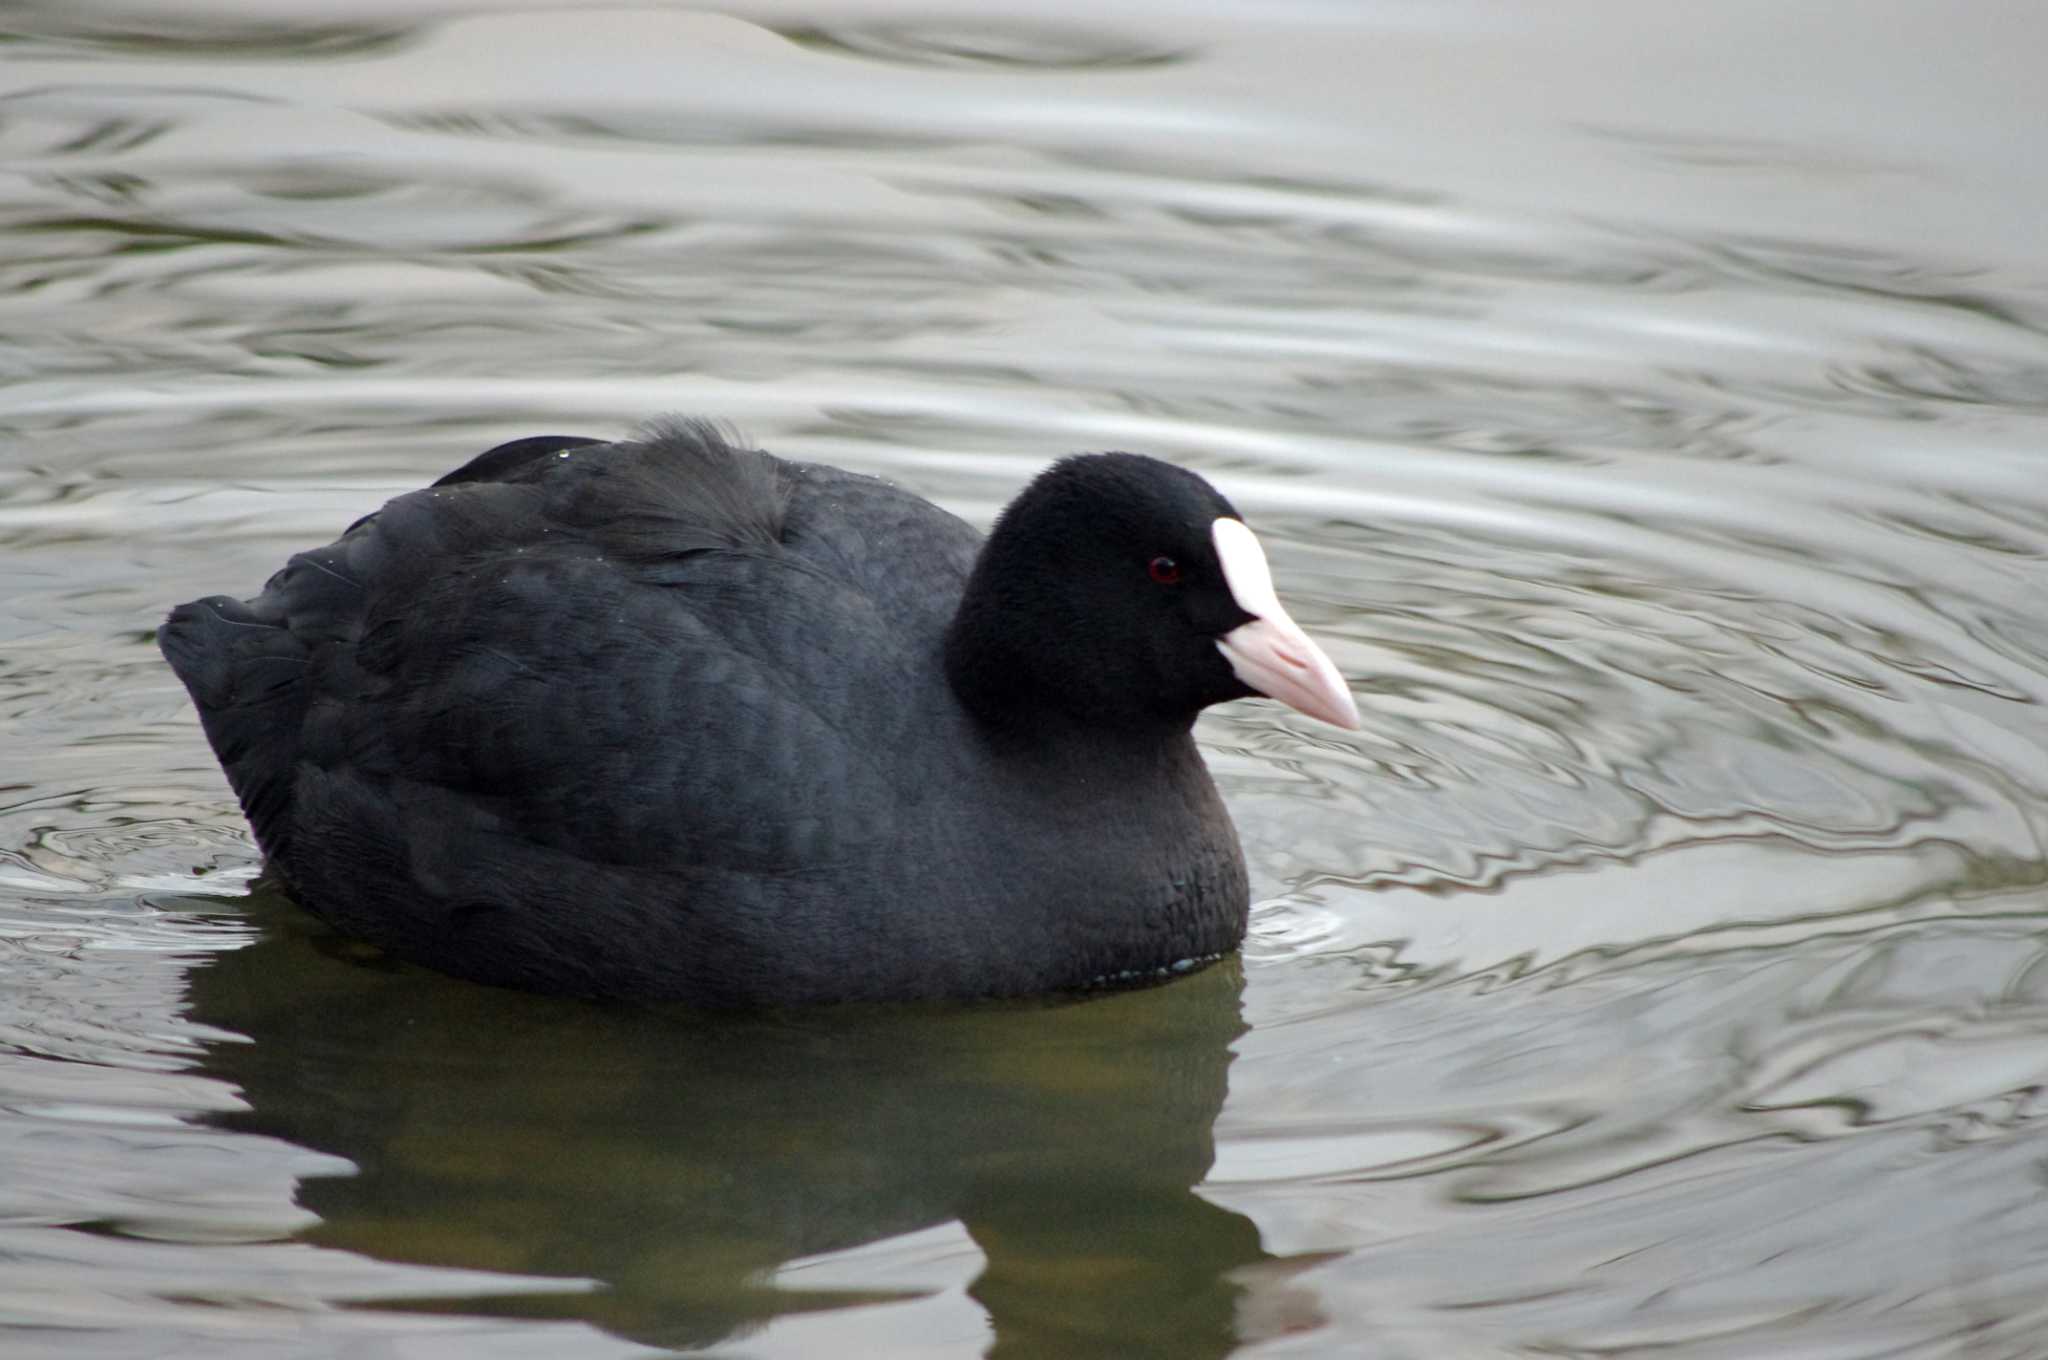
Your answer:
945,453 -> 1356,735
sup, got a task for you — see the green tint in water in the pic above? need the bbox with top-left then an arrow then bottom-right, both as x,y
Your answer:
197,897 -> 1258,1356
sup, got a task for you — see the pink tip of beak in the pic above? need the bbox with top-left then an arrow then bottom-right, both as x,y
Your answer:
1211,519 -> 1361,730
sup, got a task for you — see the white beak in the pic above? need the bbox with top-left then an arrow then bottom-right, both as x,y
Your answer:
1212,518 -> 1361,730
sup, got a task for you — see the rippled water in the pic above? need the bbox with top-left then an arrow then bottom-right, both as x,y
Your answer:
6,2 -> 2048,1355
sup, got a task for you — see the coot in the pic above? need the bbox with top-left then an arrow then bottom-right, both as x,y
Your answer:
161,422 -> 1359,1006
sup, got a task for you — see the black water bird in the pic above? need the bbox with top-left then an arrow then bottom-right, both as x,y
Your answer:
161,422 -> 1358,1005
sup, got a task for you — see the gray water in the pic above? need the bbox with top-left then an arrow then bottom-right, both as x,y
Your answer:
6,2 -> 2048,1356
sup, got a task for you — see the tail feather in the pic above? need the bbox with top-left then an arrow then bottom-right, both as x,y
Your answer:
159,595 -> 310,863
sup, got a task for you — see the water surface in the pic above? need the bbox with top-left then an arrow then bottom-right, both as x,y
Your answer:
5,1 -> 2048,1355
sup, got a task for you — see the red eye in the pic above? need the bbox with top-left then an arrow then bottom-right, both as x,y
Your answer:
1148,555 -> 1181,585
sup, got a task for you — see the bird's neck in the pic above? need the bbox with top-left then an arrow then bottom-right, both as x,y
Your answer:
943,581 -> 1193,741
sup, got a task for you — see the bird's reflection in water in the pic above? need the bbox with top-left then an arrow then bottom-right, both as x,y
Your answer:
188,890 -> 1269,1356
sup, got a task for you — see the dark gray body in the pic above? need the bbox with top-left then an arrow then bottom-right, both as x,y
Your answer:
160,429 -> 1249,1005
